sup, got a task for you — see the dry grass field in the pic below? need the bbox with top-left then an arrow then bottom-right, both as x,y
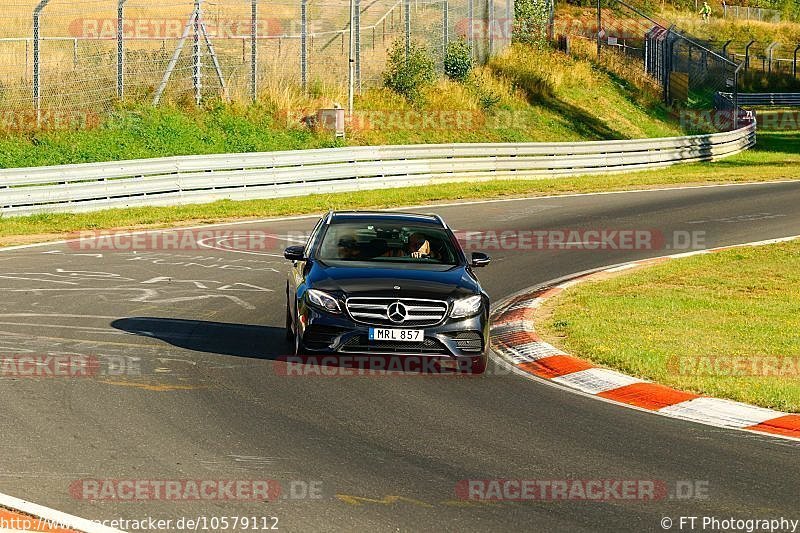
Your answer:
0,0 -> 496,114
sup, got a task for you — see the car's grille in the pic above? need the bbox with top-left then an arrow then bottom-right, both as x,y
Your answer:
445,331 -> 484,353
345,297 -> 449,327
339,335 -> 448,354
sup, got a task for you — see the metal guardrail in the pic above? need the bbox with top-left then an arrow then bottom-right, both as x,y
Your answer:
0,123 -> 756,217
719,93 -> 800,107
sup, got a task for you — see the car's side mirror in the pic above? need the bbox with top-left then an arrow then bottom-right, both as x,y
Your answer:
471,252 -> 491,267
284,245 -> 305,261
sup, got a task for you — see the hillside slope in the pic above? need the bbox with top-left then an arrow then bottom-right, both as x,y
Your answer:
0,44 -> 680,169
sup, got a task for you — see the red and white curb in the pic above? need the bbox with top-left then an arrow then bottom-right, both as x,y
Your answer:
490,235 -> 800,442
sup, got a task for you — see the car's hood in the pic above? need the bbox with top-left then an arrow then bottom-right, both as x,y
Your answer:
309,262 -> 480,300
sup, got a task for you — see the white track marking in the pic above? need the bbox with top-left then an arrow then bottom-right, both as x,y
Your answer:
0,491 -> 123,533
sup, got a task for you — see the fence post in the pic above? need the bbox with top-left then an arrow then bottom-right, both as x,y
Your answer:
193,0 -> 202,105
301,0 -> 307,89
767,42 -> 777,74
404,0 -> 411,61
794,44 -> 799,78
443,0 -> 448,53
355,0 -> 361,92
662,28 -> 674,104
117,0 -> 126,100
596,0 -> 601,57
744,40 -> 754,71
467,0 -> 473,56
733,61 -> 743,130
489,0 -> 494,57
721,38 -> 731,59
32,0 -> 51,128
251,0 -> 257,102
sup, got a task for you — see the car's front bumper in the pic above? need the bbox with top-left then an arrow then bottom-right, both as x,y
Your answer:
299,306 -> 489,359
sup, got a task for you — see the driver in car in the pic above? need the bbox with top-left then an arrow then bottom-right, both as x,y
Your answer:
337,233 -> 361,259
406,232 -> 432,258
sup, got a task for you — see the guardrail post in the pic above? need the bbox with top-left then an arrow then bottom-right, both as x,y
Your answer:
251,0 -> 257,102
117,0 -> 127,100
301,0 -> 307,89
32,0 -> 51,128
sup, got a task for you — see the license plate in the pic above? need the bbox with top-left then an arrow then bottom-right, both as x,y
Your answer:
368,328 -> 424,342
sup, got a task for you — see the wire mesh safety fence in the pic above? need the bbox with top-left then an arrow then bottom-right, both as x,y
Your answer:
547,1 -> 748,131
0,0 -> 513,128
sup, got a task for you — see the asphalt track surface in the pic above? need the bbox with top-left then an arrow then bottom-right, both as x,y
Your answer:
0,181 -> 799,533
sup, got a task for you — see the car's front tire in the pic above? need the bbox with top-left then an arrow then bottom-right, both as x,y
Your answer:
292,326 -> 307,357
285,294 -> 293,342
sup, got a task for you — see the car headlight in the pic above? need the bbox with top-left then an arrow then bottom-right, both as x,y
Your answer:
450,295 -> 483,318
306,289 -> 342,314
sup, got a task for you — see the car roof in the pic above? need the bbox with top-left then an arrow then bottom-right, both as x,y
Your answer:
328,211 -> 445,227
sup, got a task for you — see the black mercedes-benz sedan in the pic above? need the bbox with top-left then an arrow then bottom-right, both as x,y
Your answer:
284,210 -> 491,373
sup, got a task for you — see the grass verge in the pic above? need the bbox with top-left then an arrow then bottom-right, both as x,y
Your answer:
0,131 -> 798,247
538,240 -> 800,413
0,44 -> 680,169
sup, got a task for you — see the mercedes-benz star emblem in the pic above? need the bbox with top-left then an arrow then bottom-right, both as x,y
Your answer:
387,302 -> 407,323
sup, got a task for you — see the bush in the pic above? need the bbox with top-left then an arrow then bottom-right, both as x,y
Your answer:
444,39 -> 473,82
383,38 -> 437,103
514,0 -> 551,46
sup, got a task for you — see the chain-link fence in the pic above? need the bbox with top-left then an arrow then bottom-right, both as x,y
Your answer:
0,0 -> 512,127
547,1 -> 749,131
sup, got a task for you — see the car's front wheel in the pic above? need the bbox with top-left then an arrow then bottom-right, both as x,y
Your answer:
285,293 -> 293,342
292,325 -> 306,357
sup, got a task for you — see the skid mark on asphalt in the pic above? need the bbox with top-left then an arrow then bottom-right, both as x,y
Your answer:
335,494 -> 498,508
96,380 -> 208,391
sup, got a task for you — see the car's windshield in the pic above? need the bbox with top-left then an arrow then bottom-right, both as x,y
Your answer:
317,221 -> 460,265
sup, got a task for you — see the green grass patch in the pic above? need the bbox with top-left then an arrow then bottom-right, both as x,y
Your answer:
1,132 -> 798,245
539,240 -> 800,412
0,44 -> 682,170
